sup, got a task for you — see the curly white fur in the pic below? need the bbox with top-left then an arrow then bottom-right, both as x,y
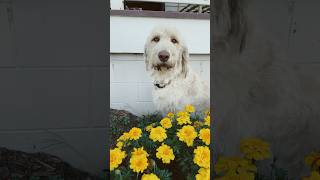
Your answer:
144,26 -> 209,113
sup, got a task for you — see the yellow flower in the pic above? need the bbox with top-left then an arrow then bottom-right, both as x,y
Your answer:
305,152 -> 320,170
149,126 -> 167,142
196,168 -> 210,180
302,171 -> 320,180
141,173 -> 160,180
160,117 -> 172,129
204,115 -> 210,126
132,147 -> 149,157
177,111 -> 189,117
185,104 -> 195,113
156,143 -> 175,164
194,146 -> 210,168
145,125 -> 153,132
199,128 -> 210,145
177,116 -> 192,125
240,138 -> 271,161
128,127 -> 142,140
110,148 -> 126,171
214,156 -> 257,175
116,141 -> 123,149
176,111 -> 191,125
177,125 -> 197,146
117,132 -> 130,142
167,112 -> 174,118
130,155 -> 148,173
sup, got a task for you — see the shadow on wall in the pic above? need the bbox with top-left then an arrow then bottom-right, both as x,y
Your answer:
213,0 -> 320,178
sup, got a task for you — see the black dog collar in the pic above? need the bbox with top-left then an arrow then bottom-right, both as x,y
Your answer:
154,83 -> 166,88
154,80 -> 171,89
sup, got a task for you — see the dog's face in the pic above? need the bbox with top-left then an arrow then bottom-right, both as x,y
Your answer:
144,26 -> 189,80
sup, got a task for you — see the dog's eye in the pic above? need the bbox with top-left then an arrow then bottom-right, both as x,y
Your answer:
171,38 -> 178,44
152,37 -> 160,42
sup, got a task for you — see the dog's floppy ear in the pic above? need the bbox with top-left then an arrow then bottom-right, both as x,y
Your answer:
181,46 -> 189,77
144,46 -> 150,71
213,0 -> 249,53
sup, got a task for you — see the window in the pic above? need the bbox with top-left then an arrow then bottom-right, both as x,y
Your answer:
124,1 -> 165,11
123,0 -> 210,13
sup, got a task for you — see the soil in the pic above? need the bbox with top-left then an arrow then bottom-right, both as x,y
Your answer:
0,147 -> 103,180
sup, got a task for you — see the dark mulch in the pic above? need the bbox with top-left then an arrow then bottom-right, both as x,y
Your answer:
110,109 -> 139,147
0,147 -> 103,180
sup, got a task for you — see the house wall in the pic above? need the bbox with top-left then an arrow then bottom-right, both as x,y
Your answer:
0,0 -> 107,176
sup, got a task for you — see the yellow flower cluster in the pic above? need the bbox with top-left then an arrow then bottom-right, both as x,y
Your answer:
117,127 -> 142,142
130,147 -> 149,173
193,146 -> 210,168
177,125 -> 198,146
145,125 -> 153,132
110,148 -> 126,171
240,138 -> 271,160
141,173 -> 160,180
160,117 -> 172,129
132,147 -> 149,157
167,112 -> 175,119
176,111 -> 192,125
214,157 -> 256,178
156,143 -> 175,164
116,141 -> 123,149
111,104 -> 212,179
130,155 -> 148,173
199,128 -> 210,145
128,127 -> 142,140
204,115 -> 210,126
214,137 -> 270,179
185,104 -> 195,113
149,126 -> 167,142
195,168 -> 210,180
117,132 -> 130,142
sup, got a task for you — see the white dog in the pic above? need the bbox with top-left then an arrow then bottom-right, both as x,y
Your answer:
144,26 -> 210,113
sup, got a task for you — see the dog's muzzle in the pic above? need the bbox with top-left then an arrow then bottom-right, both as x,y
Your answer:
153,63 -> 173,71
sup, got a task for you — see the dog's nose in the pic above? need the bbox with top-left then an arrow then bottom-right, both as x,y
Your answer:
158,50 -> 170,62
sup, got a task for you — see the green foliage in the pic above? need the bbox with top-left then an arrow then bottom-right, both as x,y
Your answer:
254,157 -> 290,180
154,166 -> 172,180
110,166 -> 134,180
136,113 -> 163,128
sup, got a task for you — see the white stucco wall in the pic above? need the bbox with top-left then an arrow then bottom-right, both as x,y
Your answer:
110,16 -> 210,115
